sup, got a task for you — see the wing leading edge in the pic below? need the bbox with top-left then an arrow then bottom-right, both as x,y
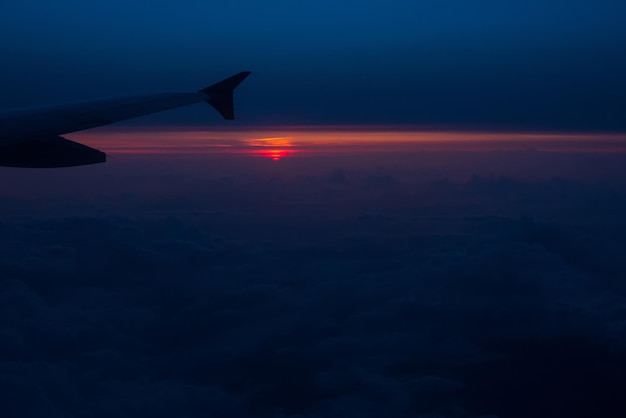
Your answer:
0,71 -> 251,168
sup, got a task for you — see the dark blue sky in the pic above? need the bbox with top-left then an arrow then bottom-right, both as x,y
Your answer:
1,0 -> 625,130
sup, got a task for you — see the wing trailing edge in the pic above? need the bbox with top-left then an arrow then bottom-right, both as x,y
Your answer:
0,136 -> 105,168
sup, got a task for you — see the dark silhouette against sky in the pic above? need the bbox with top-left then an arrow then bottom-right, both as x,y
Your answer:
1,0 -> 625,130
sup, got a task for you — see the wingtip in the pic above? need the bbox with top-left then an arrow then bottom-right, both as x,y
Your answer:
201,71 -> 252,120
200,71 -> 252,95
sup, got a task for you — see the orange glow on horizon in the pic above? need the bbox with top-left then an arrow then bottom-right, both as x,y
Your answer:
67,126 -> 626,155
245,137 -> 294,148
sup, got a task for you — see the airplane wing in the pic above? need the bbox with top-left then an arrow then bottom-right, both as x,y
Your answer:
0,71 -> 251,168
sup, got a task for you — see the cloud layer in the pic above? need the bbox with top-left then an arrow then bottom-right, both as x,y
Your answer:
2,151 -> 626,417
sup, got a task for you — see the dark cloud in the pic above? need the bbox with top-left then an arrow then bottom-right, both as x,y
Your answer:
2,151 -> 626,416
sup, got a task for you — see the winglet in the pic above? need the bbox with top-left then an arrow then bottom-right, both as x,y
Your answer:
200,71 -> 251,120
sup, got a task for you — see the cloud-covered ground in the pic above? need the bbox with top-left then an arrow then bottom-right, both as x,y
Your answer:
2,150 -> 626,417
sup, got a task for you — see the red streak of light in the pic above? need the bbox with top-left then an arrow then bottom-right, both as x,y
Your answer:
67,128 -> 626,155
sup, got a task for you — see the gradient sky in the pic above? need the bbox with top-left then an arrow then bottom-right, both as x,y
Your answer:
1,0 -> 625,131
5,3 -> 626,416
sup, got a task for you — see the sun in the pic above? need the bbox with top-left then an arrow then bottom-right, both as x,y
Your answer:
263,149 -> 288,161
245,137 -> 295,160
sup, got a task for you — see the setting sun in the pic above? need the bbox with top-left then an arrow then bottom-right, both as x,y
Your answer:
255,149 -> 291,160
